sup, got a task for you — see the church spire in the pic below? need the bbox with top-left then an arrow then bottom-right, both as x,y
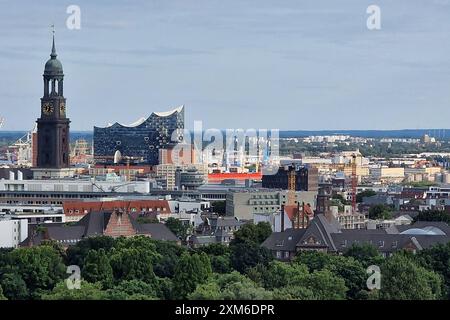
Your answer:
50,24 -> 57,59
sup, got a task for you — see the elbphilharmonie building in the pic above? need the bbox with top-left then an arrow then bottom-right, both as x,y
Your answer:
93,105 -> 184,165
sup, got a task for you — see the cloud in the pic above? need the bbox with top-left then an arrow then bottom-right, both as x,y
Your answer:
1,0 -> 450,130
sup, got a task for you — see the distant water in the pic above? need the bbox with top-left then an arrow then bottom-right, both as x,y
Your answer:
0,129 -> 449,141
0,131 -> 93,143
278,129 -> 450,139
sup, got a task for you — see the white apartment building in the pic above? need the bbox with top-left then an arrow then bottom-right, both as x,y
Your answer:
330,205 -> 366,230
168,198 -> 210,213
226,189 -> 317,220
0,216 -> 28,248
370,167 -> 405,182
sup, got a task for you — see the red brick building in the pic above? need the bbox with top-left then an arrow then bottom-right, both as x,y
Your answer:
21,210 -> 179,247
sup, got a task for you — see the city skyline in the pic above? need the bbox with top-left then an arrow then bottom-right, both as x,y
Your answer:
1,0 -> 450,131
3,1 -> 450,307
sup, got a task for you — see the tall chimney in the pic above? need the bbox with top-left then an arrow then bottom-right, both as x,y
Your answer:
9,171 -> 15,180
302,202 -> 306,228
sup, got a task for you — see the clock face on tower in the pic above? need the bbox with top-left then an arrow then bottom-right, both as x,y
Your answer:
60,102 -> 65,114
43,102 -> 54,115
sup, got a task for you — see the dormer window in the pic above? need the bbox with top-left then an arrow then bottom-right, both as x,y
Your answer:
275,241 -> 284,247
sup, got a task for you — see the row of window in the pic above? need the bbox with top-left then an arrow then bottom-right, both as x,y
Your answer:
4,200 -> 63,205
250,200 -> 278,205
217,226 -> 239,232
57,239 -> 80,244
251,194 -> 278,199
0,193 -> 103,199
200,194 -> 226,199
340,239 -> 397,248
66,207 -> 168,214
254,207 -> 277,211
276,251 -> 290,259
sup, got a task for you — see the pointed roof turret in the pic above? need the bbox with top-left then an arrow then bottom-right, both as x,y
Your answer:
44,28 -> 63,76
50,33 -> 57,59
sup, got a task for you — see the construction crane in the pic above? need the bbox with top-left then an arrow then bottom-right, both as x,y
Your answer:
70,138 -> 91,164
287,164 -> 296,206
282,164 -> 315,230
109,182 -> 136,192
90,179 -> 106,192
7,124 -> 36,166
280,165 -> 297,231
351,154 -> 357,212
122,156 -> 134,182
5,150 -> 13,163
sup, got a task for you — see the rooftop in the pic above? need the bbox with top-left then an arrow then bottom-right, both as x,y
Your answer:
98,105 -> 184,129
262,214 -> 450,254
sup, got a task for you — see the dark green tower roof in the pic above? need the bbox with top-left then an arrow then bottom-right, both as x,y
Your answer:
44,34 -> 63,76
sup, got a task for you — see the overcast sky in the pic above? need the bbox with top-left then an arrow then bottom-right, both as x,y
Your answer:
0,0 -> 449,131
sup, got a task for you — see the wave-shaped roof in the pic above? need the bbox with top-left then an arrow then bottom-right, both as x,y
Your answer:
153,105 -> 184,117
98,105 -> 184,129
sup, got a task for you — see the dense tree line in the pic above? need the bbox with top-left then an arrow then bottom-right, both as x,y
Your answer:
1,222 -> 450,300
368,204 -> 393,220
356,190 -> 377,203
413,210 -> 450,224
280,139 -> 450,158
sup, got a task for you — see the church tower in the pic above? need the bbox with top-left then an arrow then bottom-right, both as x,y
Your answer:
36,33 -> 70,169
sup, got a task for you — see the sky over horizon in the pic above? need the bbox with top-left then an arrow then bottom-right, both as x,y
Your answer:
0,0 -> 449,131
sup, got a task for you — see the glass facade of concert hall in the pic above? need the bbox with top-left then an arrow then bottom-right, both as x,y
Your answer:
93,106 -> 184,165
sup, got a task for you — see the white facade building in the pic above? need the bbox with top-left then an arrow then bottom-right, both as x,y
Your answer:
253,210 -> 292,232
0,217 -> 28,248
156,164 -> 208,190
168,198 -> 210,213
0,176 -> 152,193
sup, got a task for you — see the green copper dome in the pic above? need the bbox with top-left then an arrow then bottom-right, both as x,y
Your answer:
44,35 -> 63,75
45,58 -> 63,73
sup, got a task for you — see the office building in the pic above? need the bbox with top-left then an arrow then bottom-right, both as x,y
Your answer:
226,189 -> 317,220
155,163 -> 208,190
262,164 -> 318,191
